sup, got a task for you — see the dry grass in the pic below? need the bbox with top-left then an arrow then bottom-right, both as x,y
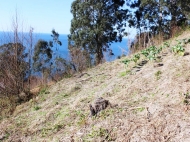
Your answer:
1,31 -> 190,141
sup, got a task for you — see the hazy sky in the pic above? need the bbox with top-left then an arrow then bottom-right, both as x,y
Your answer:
0,0 -> 73,34
0,0 -> 136,37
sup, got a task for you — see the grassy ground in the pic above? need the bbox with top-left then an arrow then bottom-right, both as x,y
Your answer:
1,31 -> 190,141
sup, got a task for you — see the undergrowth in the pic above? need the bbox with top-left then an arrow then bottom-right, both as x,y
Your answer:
122,38 -> 190,71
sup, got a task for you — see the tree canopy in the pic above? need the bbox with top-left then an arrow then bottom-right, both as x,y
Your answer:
127,0 -> 190,39
33,29 -> 66,82
33,40 -> 53,74
69,0 -> 128,64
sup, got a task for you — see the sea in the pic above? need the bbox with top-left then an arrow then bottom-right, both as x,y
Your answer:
0,32 -> 129,62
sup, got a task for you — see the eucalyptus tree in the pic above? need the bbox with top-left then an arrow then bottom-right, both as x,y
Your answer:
33,30 -> 63,82
51,29 -> 62,55
50,29 -> 63,77
179,0 -> 190,19
165,0 -> 189,35
127,0 -> 189,40
166,0 -> 190,21
33,40 -> 53,83
69,0 -> 128,64
128,0 -> 168,35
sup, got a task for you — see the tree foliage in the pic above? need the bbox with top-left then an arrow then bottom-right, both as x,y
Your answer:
51,29 -> 62,48
127,0 -> 190,40
175,0 -> 190,20
33,39 -> 53,73
33,29 -> 68,82
69,0 -> 128,64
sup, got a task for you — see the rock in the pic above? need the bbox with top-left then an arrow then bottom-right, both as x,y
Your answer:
89,97 -> 110,116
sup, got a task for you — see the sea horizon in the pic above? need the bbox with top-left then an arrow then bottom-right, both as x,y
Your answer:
0,31 -> 130,62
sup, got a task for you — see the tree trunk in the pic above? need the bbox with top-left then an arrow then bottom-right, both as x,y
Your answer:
95,35 -> 103,65
138,28 -> 141,49
96,45 -> 103,65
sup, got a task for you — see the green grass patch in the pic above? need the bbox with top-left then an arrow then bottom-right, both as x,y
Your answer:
119,70 -> 131,77
33,105 -> 41,111
98,109 -> 114,119
155,70 -> 162,80
83,127 -> 110,141
137,107 -> 145,112
133,107 -> 145,114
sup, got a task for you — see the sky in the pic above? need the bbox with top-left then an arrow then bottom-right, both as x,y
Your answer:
0,0 -> 136,37
0,0 -> 73,34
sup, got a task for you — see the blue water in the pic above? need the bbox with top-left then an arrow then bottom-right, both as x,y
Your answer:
0,32 -> 129,62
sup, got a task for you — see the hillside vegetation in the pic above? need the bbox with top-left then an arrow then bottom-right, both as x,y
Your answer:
1,30 -> 190,141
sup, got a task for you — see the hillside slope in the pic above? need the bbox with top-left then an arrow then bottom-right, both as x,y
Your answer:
1,31 -> 190,142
